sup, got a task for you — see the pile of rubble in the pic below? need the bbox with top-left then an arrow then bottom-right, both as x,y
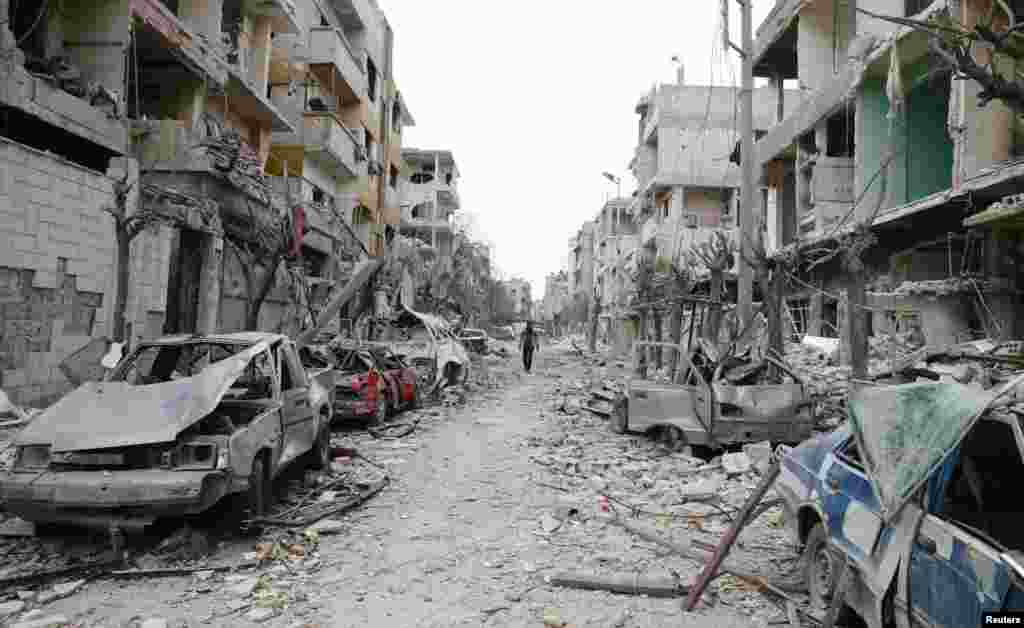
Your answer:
521,389 -> 804,626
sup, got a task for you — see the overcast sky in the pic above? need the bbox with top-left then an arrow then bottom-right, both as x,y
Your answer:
380,1 -> 773,297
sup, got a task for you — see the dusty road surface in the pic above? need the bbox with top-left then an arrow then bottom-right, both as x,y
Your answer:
0,348 -> 805,628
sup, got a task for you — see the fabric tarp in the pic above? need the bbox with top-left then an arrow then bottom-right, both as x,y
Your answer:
18,341 -> 271,452
848,382 -> 994,521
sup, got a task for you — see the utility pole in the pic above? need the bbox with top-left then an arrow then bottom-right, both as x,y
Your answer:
737,0 -> 755,326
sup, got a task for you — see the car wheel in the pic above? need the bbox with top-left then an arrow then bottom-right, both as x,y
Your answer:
804,523 -> 854,619
307,423 -> 331,470
610,396 -> 628,434
247,454 -> 272,518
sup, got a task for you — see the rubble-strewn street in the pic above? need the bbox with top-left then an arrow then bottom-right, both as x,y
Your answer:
0,346 -> 818,628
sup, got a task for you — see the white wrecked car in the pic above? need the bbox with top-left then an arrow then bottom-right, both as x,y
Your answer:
0,333 -> 332,542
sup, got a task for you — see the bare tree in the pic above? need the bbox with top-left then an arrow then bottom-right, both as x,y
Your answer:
684,230 -> 736,343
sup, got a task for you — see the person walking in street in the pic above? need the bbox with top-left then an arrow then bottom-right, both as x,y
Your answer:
521,321 -> 538,373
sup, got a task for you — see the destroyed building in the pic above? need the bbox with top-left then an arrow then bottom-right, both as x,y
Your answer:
593,198 -> 638,354
0,0 -> 414,407
542,271 -> 569,336
628,65 -> 799,265
399,148 -> 460,259
567,221 -> 596,332
751,0 -> 1023,354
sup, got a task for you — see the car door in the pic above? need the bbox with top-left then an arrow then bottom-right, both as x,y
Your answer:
909,514 -> 1012,627
820,437 -> 883,564
276,341 -> 315,466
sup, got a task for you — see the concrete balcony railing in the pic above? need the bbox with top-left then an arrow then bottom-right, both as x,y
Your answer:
243,0 -> 301,34
301,112 -> 364,179
309,27 -> 367,105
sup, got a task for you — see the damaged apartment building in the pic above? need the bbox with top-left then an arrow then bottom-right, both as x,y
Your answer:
592,197 -> 638,354
0,0 -> 413,407
629,65 -> 799,271
750,0 -> 1024,352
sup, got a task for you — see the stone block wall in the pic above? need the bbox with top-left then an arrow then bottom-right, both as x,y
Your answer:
0,139 -> 169,406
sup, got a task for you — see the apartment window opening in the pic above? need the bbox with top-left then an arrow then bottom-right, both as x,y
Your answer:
826,108 -> 855,158
389,164 -> 399,189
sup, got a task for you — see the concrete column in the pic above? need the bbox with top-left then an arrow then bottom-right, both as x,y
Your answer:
179,0 -> 224,47
196,233 -> 224,335
808,291 -> 823,336
251,16 -> 273,96
773,74 -> 784,123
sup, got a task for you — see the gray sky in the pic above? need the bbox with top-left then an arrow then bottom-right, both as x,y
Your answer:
381,1 -> 773,296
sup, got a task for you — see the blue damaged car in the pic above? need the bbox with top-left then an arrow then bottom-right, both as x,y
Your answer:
776,379 -> 1024,628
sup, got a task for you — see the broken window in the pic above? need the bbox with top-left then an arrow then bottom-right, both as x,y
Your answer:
940,419 -> 1024,551
278,344 -> 299,391
0,105 -> 115,173
391,100 -> 401,133
112,343 -> 239,385
411,172 -> 434,184
905,0 -> 931,16
826,109 -> 855,158
389,164 -> 399,189
9,0 -> 49,62
312,186 -> 326,204
367,58 -> 378,103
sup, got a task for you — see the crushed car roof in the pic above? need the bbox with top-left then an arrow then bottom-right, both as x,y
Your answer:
18,341 -> 271,452
848,381 -> 997,521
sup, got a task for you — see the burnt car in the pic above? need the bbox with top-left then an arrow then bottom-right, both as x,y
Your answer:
317,341 -> 420,425
458,328 -> 490,354
777,379 -> 1024,628
0,333 -> 332,541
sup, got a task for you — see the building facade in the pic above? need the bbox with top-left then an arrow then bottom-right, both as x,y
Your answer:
0,0 -> 413,406
567,221 -> 596,332
752,0 -> 1022,353
399,148 -> 460,259
542,271 -> 569,335
629,66 -> 798,266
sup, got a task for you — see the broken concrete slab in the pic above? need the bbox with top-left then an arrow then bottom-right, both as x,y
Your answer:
246,607 -> 279,623
10,615 -> 70,628
308,519 -> 345,535
140,619 -> 169,628
0,600 -> 25,618
226,576 -> 261,598
721,452 -> 752,477
0,518 -> 35,537
35,579 -> 85,604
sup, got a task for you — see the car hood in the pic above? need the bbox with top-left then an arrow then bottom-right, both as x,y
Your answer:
17,341 -> 270,452
848,381 -> 996,521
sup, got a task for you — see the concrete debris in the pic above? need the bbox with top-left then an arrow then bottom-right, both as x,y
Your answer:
743,441 -> 773,475
307,519 -> 346,535
35,578 -> 85,604
0,518 -> 36,538
246,607 -> 280,623
721,452 -> 752,477
9,614 -> 70,628
0,600 -> 26,618
140,619 -> 169,628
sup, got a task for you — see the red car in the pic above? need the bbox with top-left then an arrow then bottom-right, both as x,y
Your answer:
303,342 -> 419,425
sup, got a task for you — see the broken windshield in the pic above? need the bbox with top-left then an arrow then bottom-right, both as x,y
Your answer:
110,343 -> 242,385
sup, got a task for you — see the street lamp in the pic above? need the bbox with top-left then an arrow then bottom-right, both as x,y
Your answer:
602,172 -> 621,199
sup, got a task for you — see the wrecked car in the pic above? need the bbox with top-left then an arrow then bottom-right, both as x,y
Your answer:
311,341 -> 420,425
458,328 -> 490,354
777,379 -> 1024,628
613,344 -> 814,451
0,333 -> 333,540
385,307 -> 469,394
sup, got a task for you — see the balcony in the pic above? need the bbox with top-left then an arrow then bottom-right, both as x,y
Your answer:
303,113 -> 364,178
0,63 -> 127,155
129,0 -> 229,87
436,183 -> 460,210
243,0 -> 301,34
309,27 -> 366,106
401,213 -> 453,233
226,66 -> 295,132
